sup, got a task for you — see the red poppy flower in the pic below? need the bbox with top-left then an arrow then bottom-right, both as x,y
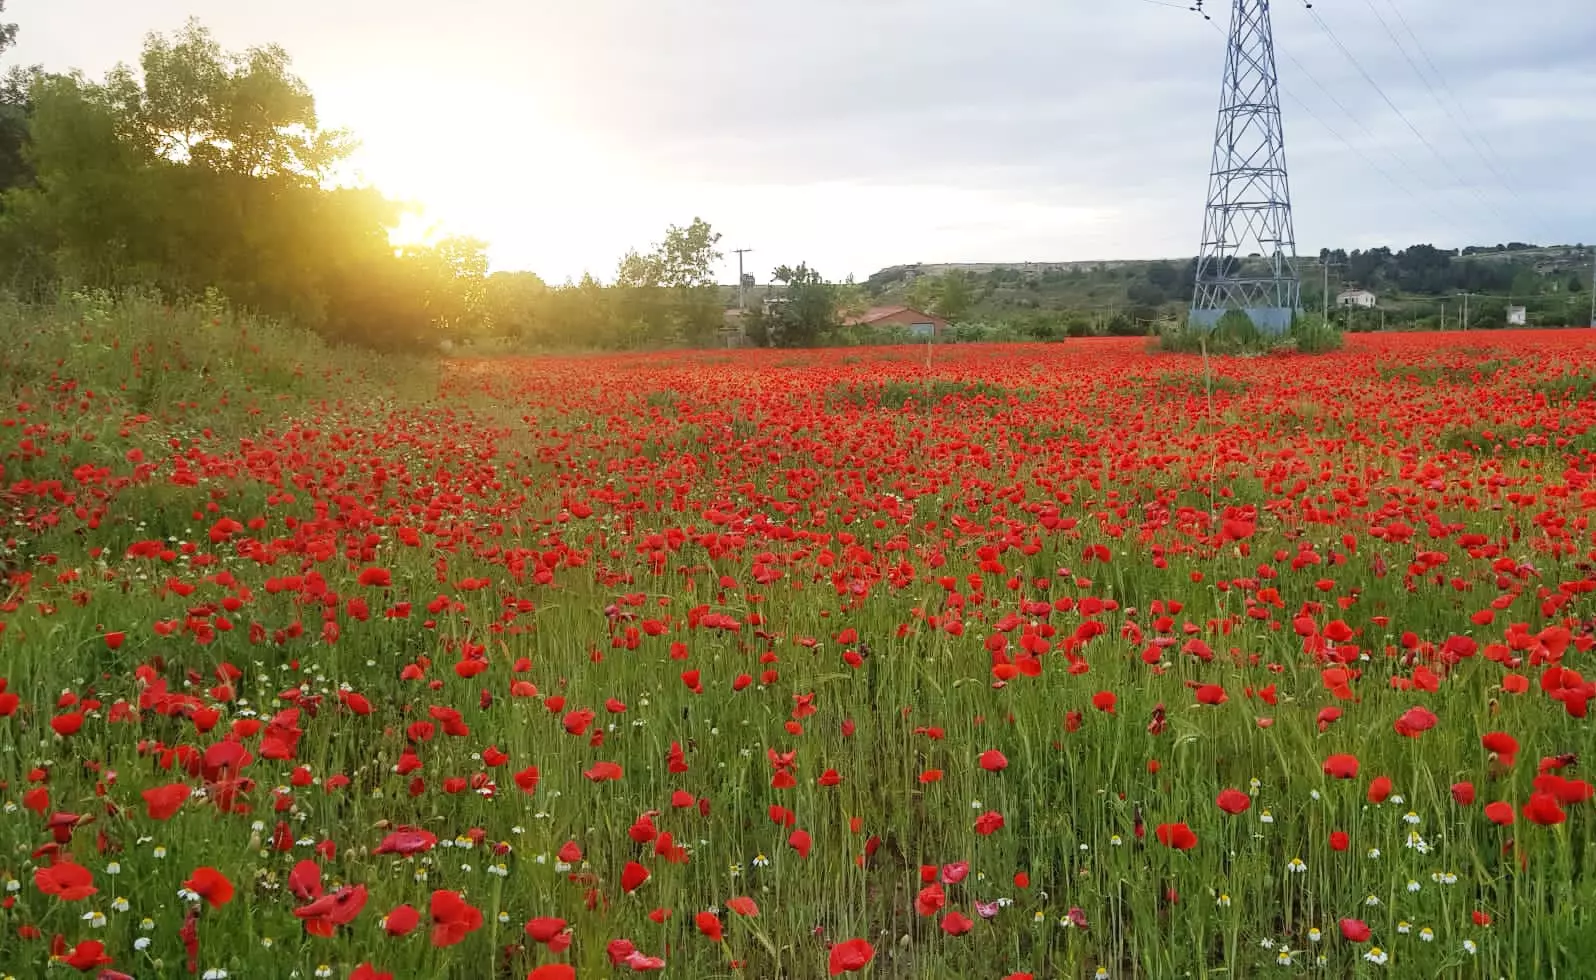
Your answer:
974,810 -> 1005,835
1155,822 -> 1197,850
294,884 -> 369,937
1394,706 -> 1437,737
350,965 -> 393,980
142,783 -> 191,820
374,828 -> 437,856
184,866 -> 234,908
1339,918 -> 1371,942
429,889 -> 484,947
828,938 -> 875,975
1523,792 -> 1567,826
524,916 -> 567,944
1482,731 -> 1520,765
384,904 -> 420,937
1484,801 -> 1515,826
1322,754 -> 1359,780
1451,781 -> 1476,806
1367,776 -> 1393,804
979,749 -> 1008,772
621,860 -> 651,893
584,761 -> 623,782
940,910 -> 974,935
1329,830 -> 1350,852
1215,789 -> 1251,815
695,910 -> 724,941
528,967 -> 576,980
63,939 -> 113,971
288,859 -> 323,900
35,862 -> 96,901
726,896 -> 759,916
788,828 -> 813,858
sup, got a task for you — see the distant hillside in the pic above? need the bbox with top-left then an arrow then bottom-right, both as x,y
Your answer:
719,244 -> 1593,331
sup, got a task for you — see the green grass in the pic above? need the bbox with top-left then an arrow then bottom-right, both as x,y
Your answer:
1532,371 -> 1596,402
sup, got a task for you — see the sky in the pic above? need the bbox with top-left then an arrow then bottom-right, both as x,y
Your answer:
13,0 -> 1596,285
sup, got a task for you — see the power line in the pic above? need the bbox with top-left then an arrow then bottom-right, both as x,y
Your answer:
1376,0 -> 1523,198
1357,1 -> 1545,228
1297,4 -> 1518,233
1144,0 -> 1544,256
1193,8 -> 1477,248
1366,0 -> 1565,250
1268,43 -> 1475,245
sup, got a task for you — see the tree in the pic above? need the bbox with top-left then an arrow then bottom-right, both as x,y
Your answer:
400,236 -> 489,335
132,19 -> 352,182
0,0 -> 40,198
767,263 -> 837,348
905,274 -> 939,315
484,270 -> 547,341
1126,281 -> 1167,307
655,217 -> 721,289
614,218 -> 723,346
934,269 -> 974,322
0,21 -> 476,349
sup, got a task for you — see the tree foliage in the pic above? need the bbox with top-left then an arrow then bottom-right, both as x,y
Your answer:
762,263 -> 839,348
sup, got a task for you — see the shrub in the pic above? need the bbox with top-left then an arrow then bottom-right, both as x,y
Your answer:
1157,310 -> 1344,355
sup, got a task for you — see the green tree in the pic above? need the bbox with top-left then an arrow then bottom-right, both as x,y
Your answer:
906,274 -> 939,314
768,263 -> 837,348
133,19 -> 352,181
0,21 -> 451,349
614,218 -> 723,346
934,269 -> 974,322
401,236 -> 489,335
484,270 -> 547,341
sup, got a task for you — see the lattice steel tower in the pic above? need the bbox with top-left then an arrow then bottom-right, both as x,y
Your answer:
1190,0 -> 1300,332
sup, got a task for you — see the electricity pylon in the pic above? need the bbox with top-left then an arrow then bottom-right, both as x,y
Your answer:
1190,0 -> 1300,333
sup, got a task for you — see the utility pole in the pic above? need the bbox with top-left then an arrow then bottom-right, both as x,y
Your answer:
1461,291 -> 1471,331
1589,245 -> 1595,328
733,248 -> 753,310
1312,257 -> 1342,323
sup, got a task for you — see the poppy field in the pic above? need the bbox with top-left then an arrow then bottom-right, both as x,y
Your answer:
3,329 -> 1596,979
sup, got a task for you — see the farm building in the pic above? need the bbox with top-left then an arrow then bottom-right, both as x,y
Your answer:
1337,288 -> 1378,309
845,306 -> 949,338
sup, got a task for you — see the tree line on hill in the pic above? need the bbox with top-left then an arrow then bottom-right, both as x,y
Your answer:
864,239 -> 1592,337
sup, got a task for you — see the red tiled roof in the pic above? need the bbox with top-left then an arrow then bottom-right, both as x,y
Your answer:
844,306 -> 943,326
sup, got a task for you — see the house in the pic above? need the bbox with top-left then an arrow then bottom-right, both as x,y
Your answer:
1507,305 -> 1527,326
844,306 -> 950,338
1337,289 -> 1378,309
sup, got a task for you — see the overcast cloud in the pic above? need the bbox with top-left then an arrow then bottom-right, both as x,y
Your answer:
14,0 -> 1596,283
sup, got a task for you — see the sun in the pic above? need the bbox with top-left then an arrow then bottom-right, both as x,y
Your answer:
385,210 -> 441,251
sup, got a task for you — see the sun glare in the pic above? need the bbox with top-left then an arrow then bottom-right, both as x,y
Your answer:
385,210 -> 439,251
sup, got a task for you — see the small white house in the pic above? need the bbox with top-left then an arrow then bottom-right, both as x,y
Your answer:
1507,305 -> 1527,326
1337,288 -> 1378,309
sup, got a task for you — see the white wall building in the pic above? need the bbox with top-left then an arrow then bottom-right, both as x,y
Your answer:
1337,289 -> 1377,309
